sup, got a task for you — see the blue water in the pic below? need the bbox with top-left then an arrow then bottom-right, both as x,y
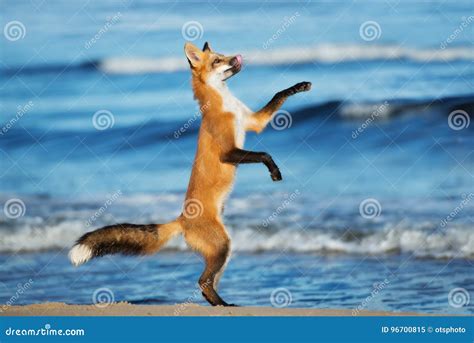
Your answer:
1,1 -> 473,314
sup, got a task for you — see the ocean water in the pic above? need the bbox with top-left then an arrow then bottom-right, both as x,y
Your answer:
1,1 -> 473,314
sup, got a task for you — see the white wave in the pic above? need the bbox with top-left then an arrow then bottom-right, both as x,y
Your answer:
99,57 -> 186,74
0,220 -> 86,252
340,102 -> 392,119
1,221 -> 472,259
224,226 -> 474,259
99,44 -> 474,74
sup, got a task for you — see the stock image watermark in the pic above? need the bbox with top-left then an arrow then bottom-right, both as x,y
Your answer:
262,189 -> 300,227
85,190 -> 122,228
3,198 -> 26,219
439,192 -> 473,228
440,16 -> 474,49
448,287 -> 470,308
181,21 -> 203,41
1,100 -> 34,136
182,198 -> 204,219
262,12 -> 300,49
84,12 -> 122,50
0,279 -> 34,313
352,278 -> 391,316
359,21 -> 381,41
174,279 -> 212,315
4,20 -> 26,41
174,101 -> 210,139
5,324 -> 85,337
92,110 -> 115,130
92,287 -> 115,308
271,110 -> 293,131
359,198 -> 382,219
448,109 -> 470,131
270,287 -> 292,308
351,101 -> 389,139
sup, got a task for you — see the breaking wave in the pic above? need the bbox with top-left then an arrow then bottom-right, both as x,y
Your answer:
3,44 -> 473,76
98,45 -> 474,74
1,221 -> 472,259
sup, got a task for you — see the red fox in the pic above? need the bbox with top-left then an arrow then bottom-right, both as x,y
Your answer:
69,42 -> 311,306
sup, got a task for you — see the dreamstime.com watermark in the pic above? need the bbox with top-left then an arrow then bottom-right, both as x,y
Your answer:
1,100 -> 34,136
359,21 -> 381,41
182,198 -> 204,219
270,287 -> 292,308
5,324 -> 85,337
0,279 -> 34,313
84,12 -> 122,49
181,21 -> 203,41
448,287 -> 470,308
439,193 -> 474,228
351,101 -> 389,139
440,16 -> 474,49
85,190 -> 122,228
262,189 -> 300,227
174,101 -> 210,139
92,110 -> 115,130
3,20 -> 26,41
352,278 -> 391,315
3,198 -> 26,219
92,287 -> 115,308
359,198 -> 382,219
174,279 -> 212,315
448,109 -> 470,131
262,12 -> 300,49
271,110 -> 293,131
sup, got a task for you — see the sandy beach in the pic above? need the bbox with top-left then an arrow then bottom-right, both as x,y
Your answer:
1,303 -> 434,316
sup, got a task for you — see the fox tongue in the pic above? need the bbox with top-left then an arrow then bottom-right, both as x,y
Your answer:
231,55 -> 242,68
235,54 -> 242,66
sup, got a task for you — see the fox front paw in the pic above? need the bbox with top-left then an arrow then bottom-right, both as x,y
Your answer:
293,81 -> 312,93
271,169 -> 282,182
283,82 -> 312,97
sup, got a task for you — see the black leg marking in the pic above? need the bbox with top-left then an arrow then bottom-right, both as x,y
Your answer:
199,250 -> 233,306
222,148 -> 282,181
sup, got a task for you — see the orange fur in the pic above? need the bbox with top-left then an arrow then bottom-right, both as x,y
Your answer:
177,43 -> 310,306
177,43 -> 248,305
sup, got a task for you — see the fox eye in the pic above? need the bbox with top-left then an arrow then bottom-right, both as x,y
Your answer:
213,58 -> 222,65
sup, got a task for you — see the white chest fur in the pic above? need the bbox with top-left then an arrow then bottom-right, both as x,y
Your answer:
208,78 -> 250,148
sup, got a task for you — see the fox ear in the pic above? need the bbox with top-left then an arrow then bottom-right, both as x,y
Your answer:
202,42 -> 212,52
184,42 -> 203,68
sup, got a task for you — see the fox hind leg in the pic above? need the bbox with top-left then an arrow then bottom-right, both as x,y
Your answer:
184,222 -> 234,306
199,246 -> 233,306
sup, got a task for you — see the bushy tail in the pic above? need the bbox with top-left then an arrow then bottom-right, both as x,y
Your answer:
68,221 -> 182,266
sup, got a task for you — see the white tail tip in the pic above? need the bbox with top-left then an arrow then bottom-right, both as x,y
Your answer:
69,244 -> 92,266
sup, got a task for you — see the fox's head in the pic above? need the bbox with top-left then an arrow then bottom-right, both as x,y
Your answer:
184,42 -> 242,83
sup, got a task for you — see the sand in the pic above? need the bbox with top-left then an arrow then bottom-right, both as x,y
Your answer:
1,303 -> 432,316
